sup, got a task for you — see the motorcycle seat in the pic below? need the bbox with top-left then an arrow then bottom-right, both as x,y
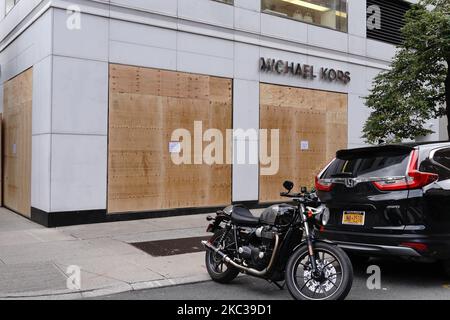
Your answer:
231,206 -> 260,227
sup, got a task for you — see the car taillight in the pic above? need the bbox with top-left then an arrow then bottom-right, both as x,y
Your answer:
315,176 -> 334,192
373,149 -> 438,191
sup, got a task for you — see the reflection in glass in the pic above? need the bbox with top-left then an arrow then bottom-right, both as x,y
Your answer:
261,0 -> 348,32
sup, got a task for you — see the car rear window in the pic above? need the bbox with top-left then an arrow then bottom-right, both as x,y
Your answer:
323,153 -> 411,179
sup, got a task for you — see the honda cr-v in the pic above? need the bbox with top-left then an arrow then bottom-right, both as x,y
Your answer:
315,142 -> 450,274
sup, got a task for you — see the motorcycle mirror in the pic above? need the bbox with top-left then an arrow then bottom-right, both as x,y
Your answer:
301,186 -> 307,193
283,181 -> 294,192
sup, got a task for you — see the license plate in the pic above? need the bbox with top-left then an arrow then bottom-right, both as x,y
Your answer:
342,211 -> 365,226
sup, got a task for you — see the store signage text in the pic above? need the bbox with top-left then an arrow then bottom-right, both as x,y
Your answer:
259,58 -> 351,84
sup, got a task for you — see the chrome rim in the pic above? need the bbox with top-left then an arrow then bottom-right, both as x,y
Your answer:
291,249 -> 344,300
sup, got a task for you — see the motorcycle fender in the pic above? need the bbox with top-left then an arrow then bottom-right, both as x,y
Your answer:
292,239 -> 337,253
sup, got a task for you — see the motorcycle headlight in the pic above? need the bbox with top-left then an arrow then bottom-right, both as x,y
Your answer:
321,207 -> 330,226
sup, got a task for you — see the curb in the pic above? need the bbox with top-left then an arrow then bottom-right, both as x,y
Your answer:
0,274 -> 212,300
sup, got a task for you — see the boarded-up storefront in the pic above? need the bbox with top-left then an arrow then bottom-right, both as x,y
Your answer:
260,83 -> 348,202
3,68 -> 33,217
108,64 -> 232,213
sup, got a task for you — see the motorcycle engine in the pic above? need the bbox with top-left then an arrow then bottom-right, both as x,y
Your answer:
237,226 -> 276,271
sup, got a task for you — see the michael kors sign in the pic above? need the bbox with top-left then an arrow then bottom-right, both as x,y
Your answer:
259,57 -> 351,84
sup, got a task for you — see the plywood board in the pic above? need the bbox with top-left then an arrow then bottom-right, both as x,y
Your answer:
0,113 -> 2,207
260,83 -> 348,203
3,69 -> 32,217
108,64 -> 232,213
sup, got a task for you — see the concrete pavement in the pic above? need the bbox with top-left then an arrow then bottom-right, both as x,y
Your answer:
0,207 -> 215,299
5,207 -> 448,301
101,257 -> 450,300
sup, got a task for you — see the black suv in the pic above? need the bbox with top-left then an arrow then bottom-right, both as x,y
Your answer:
315,141 -> 450,271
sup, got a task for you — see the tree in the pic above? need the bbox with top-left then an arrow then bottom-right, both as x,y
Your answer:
363,0 -> 450,144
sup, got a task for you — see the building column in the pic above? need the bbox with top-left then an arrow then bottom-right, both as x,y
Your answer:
232,43 -> 260,202
47,9 -> 109,213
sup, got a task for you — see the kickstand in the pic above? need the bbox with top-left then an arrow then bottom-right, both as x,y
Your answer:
269,280 -> 285,290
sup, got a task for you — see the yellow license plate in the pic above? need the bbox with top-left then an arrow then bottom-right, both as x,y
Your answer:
342,211 -> 365,226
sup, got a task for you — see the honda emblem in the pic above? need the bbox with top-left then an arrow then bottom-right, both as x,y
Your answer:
345,178 -> 356,188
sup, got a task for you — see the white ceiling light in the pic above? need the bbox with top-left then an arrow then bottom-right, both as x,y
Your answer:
281,0 -> 329,12
281,0 -> 348,18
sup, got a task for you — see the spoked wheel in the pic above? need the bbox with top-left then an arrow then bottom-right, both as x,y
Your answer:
205,229 -> 240,284
286,242 -> 353,300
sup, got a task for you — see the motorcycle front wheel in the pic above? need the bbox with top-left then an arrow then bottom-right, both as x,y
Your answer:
285,242 -> 353,300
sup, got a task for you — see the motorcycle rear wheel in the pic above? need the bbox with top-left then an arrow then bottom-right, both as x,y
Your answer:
205,229 -> 240,284
285,242 -> 353,300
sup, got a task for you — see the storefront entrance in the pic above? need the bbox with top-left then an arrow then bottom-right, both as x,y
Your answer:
259,83 -> 348,202
108,64 -> 232,213
2,68 -> 33,217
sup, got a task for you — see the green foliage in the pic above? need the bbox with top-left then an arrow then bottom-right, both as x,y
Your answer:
363,0 -> 450,144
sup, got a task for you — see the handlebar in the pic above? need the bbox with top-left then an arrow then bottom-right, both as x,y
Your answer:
280,190 -> 320,204
280,192 -> 302,198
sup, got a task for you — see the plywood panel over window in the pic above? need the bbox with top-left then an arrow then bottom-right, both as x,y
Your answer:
3,69 -> 33,217
108,64 -> 232,213
260,83 -> 347,203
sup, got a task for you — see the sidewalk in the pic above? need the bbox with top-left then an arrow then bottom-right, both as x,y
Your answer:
0,207 -> 223,299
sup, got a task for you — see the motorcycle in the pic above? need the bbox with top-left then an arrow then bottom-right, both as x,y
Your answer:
202,181 -> 353,300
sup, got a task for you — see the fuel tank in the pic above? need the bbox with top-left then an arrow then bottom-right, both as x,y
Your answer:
259,204 -> 295,226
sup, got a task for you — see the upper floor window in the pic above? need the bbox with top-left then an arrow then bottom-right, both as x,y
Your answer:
367,0 -> 411,45
261,0 -> 348,32
5,0 -> 20,15
213,0 -> 234,5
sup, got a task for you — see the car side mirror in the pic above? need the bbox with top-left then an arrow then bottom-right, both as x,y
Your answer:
283,181 -> 294,192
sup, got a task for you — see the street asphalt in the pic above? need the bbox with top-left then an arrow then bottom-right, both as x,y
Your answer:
98,257 -> 450,300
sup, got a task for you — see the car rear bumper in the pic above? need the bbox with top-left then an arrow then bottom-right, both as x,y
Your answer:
318,229 -> 450,260
333,241 -> 421,257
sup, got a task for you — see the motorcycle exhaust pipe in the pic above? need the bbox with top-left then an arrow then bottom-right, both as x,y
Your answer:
201,234 -> 280,277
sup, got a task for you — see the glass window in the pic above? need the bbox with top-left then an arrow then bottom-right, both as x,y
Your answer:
213,0 -> 234,5
433,149 -> 450,170
323,154 -> 410,179
420,149 -> 450,181
261,0 -> 348,32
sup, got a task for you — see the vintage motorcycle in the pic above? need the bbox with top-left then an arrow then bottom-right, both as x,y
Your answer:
202,181 -> 353,300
